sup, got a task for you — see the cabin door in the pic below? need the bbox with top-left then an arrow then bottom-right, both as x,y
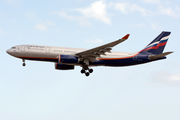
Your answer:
46,47 -> 50,53
21,45 -> 25,52
133,55 -> 137,60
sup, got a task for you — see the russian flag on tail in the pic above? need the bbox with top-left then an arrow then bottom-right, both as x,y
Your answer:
139,31 -> 171,54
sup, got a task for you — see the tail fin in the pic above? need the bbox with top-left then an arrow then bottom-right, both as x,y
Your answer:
139,31 -> 171,54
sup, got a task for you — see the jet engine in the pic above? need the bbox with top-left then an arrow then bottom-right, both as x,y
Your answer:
55,63 -> 74,70
58,55 -> 78,64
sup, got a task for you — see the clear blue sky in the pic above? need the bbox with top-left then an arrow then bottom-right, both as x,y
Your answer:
1,0 -> 180,120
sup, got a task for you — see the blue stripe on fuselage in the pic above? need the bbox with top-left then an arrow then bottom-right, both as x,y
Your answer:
21,53 -> 166,67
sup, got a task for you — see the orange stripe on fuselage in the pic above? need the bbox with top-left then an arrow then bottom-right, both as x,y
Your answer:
16,56 -> 58,60
16,55 -> 137,61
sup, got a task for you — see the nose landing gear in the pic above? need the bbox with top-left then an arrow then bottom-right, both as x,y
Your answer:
22,59 -> 26,66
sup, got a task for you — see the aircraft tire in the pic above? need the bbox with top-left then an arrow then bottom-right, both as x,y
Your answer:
22,63 -> 26,66
81,69 -> 85,74
85,72 -> 90,76
89,69 -> 93,73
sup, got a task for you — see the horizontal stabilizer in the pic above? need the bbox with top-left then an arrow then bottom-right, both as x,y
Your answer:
149,52 -> 173,60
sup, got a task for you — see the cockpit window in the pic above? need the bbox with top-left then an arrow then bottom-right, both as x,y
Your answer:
11,47 -> 16,49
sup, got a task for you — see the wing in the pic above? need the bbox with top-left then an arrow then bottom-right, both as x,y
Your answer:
75,34 -> 130,62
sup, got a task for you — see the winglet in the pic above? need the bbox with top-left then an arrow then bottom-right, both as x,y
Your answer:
121,34 -> 130,39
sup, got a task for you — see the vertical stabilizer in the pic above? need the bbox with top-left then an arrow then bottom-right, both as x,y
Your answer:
139,31 -> 171,54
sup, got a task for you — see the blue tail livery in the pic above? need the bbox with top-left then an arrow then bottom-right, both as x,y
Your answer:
139,31 -> 171,54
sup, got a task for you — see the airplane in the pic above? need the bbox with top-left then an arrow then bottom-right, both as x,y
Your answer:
6,31 -> 173,76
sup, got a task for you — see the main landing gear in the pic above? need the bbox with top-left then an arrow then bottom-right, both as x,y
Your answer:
80,65 -> 93,77
22,59 -> 26,66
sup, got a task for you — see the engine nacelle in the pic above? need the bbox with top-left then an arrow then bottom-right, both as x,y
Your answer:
55,63 -> 74,70
58,55 -> 78,64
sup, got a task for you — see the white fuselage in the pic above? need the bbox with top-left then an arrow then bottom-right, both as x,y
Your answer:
7,44 -> 136,66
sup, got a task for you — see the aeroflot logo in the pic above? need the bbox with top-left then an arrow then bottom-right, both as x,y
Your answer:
27,45 -> 45,49
145,35 -> 169,49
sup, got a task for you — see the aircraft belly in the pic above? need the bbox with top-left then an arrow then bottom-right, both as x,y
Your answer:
103,58 -> 149,66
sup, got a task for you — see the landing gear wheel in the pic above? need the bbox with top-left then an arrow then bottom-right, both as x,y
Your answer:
80,63 -> 93,76
85,72 -> 90,77
22,63 -> 26,66
89,69 -> 93,73
81,69 -> 85,74
22,59 -> 26,67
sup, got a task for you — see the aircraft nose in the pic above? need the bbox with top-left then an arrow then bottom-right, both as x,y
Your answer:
6,49 -> 11,55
